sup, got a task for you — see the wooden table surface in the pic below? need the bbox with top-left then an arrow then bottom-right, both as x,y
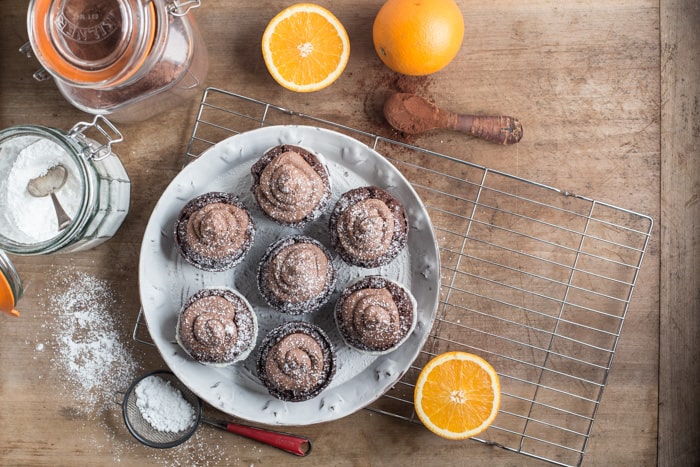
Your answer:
1,1 -> 697,466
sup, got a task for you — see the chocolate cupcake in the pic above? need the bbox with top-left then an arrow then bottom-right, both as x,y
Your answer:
176,288 -> 258,367
257,321 -> 336,402
335,276 -> 417,354
174,192 -> 256,272
257,235 -> 336,314
329,186 -> 408,268
251,144 -> 331,227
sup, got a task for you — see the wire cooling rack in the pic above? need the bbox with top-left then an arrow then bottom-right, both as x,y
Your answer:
135,87 -> 653,466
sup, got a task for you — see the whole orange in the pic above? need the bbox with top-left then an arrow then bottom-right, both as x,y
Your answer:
372,0 -> 464,76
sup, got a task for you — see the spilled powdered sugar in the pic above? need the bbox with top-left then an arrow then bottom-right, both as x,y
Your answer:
33,267 -> 261,464
41,269 -> 139,413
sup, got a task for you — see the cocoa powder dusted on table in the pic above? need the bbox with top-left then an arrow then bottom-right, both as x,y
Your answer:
360,71 -> 435,143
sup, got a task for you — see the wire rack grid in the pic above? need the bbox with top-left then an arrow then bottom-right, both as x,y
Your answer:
137,87 -> 653,467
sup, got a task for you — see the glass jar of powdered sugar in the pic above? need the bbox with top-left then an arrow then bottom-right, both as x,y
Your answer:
0,116 -> 130,255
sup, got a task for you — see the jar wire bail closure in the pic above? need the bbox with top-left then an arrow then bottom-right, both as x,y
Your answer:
68,115 -> 124,161
168,0 -> 202,17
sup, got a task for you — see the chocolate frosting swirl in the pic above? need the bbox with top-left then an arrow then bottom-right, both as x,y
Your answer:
336,198 -> 394,263
175,192 -> 256,272
338,287 -> 402,349
258,235 -> 336,314
265,332 -> 325,394
268,242 -> 329,303
335,276 -> 416,353
330,186 -> 408,268
257,321 -> 335,402
252,146 -> 331,226
186,202 -> 250,258
177,288 -> 257,366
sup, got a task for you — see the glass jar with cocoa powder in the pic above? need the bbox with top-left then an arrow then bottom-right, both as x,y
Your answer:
25,0 -> 208,122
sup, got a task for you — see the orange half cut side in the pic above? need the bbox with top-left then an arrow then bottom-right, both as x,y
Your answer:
414,351 -> 501,440
262,3 -> 350,92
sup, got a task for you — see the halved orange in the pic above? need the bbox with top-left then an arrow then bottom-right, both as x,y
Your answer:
414,351 -> 501,440
261,4 -> 350,92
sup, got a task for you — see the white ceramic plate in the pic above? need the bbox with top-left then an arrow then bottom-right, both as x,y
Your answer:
139,125 -> 440,426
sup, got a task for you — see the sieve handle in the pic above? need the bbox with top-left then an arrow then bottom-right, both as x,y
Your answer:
203,418 -> 312,456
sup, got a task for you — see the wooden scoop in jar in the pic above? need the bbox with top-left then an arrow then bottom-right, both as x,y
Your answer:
383,92 -> 523,145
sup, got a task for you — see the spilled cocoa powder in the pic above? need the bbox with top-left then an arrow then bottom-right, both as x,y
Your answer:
360,71 -> 435,144
383,92 -> 443,135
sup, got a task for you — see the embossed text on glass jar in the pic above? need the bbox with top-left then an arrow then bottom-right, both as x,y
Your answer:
25,0 -> 208,122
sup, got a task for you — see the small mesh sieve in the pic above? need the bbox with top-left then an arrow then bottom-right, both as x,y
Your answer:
121,369 -> 312,455
122,370 -> 202,448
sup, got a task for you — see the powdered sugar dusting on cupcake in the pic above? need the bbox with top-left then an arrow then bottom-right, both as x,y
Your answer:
251,145 -> 331,228
176,288 -> 258,366
256,321 -> 336,402
257,235 -> 336,314
330,186 -> 408,268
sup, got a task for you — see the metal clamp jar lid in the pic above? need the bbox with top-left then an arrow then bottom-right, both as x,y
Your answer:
0,251 -> 23,317
24,0 -> 208,122
0,115 -> 131,255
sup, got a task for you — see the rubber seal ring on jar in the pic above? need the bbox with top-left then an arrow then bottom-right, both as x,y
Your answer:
26,0 -> 157,86
0,273 -> 19,317
0,252 -> 23,318
68,115 -> 124,161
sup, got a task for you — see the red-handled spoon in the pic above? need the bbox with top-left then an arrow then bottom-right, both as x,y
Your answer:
121,370 -> 313,455
201,417 -> 312,456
